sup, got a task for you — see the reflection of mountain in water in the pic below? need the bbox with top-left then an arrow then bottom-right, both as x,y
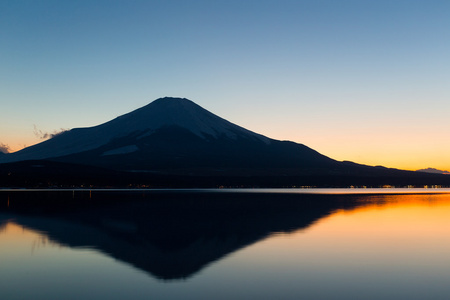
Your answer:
0,191 -> 369,280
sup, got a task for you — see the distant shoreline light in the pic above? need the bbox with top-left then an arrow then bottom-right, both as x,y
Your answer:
1,187 -> 450,195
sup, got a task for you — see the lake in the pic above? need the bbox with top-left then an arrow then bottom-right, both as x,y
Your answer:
1,189 -> 450,299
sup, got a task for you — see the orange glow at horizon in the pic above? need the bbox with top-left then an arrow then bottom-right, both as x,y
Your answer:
4,121 -> 450,172
262,128 -> 450,172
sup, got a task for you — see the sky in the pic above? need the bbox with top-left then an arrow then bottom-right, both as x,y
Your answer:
1,0 -> 449,171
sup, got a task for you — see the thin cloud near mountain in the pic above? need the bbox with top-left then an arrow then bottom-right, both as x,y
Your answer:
33,125 -> 68,140
0,143 -> 10,154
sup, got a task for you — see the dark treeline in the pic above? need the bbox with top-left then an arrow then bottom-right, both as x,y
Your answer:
1,160 -> 450,188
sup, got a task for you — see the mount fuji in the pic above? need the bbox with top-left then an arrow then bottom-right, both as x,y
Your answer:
0,98 -> 338,173
1,97 -> 449,187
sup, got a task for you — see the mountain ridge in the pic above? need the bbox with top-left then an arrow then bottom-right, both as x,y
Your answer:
1,97 -> 450,187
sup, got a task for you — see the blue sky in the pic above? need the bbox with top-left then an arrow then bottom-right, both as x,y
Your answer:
1,0 -> 449,170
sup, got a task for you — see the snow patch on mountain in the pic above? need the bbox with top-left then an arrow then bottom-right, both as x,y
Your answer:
102,145 -> 139,156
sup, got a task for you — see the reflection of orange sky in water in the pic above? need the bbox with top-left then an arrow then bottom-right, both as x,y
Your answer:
2,194 -> 450,256
320,194 -> 450,237
304,194 -> 450,239
0,222 -> 45,243
239,194 -> 450,264
1,222 -> 29,237
0,222 -> 49,257
2,193 -> 450,281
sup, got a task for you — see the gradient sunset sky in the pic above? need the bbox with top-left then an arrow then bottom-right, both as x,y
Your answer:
1,0 -> 449,171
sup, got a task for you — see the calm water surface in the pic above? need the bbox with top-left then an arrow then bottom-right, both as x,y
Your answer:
1,190 -> 450,299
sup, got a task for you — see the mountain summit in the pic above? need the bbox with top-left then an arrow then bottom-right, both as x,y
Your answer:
112,97 -> 270,142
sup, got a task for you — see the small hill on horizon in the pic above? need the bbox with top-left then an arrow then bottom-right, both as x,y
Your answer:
416,168 -> 450,175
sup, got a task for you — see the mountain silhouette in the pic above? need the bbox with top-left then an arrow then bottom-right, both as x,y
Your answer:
1,97 -> 449,187
0,190 -> 370,280
0,97 -> 336,175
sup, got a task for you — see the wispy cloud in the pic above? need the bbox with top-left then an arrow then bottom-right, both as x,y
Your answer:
33,125 -> 68,140
0,143 -> 10,154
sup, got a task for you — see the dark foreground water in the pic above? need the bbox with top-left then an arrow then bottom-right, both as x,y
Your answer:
1,189 -> 450,299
